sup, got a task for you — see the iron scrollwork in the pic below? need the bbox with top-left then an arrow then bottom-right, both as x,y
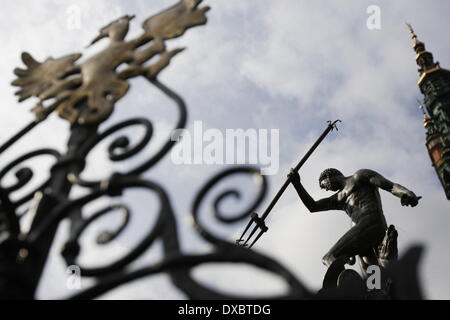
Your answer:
0,0 -> 315,300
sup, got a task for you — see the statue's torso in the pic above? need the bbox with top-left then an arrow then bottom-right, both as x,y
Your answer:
337,171 -> 387,228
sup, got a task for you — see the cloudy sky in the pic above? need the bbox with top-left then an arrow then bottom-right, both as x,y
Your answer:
0,0 -> 449,300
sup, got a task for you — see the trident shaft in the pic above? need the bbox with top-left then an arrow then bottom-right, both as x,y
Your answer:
236,120 -> 341,249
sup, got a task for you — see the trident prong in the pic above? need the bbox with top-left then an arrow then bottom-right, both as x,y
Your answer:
241,213 -> 268,247
328,119 -> 342,132
237,213 -> 266,247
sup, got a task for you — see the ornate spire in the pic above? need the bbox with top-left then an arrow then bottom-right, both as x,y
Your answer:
408,25 -> 450,201
406,23 -> 439,74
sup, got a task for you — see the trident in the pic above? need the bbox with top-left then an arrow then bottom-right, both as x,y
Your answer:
236,120 -> 341,249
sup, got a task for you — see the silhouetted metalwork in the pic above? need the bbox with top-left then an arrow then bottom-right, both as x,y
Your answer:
0,1 -> 425,300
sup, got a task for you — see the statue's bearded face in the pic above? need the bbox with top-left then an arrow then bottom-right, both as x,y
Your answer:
319,168 -> 344,191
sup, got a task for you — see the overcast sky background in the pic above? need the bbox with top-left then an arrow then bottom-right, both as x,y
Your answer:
0,0 -> 449,299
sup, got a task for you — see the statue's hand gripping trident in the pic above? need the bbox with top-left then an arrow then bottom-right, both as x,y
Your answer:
236,120 -> 341,249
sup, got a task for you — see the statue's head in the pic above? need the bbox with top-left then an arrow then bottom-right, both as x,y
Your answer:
319,168 -> 344,191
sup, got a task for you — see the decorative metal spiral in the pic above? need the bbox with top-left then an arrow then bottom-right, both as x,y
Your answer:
26,176 -> 168,278
58,166 -> 312,300
191,166 -> 268,246
0,149 -> 60,207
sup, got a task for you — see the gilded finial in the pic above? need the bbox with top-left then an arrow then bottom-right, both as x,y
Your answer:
406,23 -> 438,76
406,23 -> 415,38
406,22 -> 425,52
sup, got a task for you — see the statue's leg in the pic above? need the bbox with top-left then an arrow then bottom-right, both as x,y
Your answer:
322,218 -> 385,268
322,227 -> 361,268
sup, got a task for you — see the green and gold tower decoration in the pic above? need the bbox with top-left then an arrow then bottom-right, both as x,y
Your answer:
408,24 -> 450,200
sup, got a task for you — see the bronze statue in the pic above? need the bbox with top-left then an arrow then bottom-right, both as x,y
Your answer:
288,168 -> 420,273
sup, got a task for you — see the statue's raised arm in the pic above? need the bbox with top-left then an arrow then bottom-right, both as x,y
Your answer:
288,169 -> 343,213
360,169 -> 420,207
